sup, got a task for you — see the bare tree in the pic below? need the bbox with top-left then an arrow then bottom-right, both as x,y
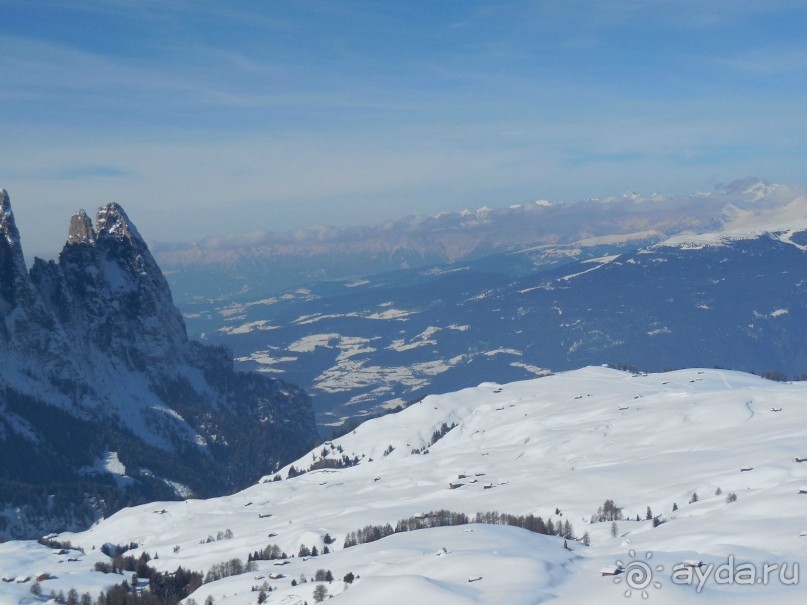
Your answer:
313,584 -> 329,602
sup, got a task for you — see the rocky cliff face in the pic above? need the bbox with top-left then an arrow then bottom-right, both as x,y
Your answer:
33,203 -> 189,377
0,190 -> 318,539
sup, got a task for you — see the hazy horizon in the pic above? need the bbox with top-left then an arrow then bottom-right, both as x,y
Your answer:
7,175 -> 791,264
2,1 -> 806,257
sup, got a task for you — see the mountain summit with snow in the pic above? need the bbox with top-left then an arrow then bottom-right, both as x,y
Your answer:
0,191 -> 318,539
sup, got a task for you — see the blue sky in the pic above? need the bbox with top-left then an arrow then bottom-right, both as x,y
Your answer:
1,0 -> 806,256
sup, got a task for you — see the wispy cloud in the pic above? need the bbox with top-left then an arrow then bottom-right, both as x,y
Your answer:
715,46 -> 807,75
0,35 -> 193,106
1,0 -> 806,253
51,165 -> 131,180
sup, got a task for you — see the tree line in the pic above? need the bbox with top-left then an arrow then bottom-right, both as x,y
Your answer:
343,508 -> 576,548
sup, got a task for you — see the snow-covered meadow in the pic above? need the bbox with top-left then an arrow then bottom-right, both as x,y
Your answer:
3,366 -> 807,604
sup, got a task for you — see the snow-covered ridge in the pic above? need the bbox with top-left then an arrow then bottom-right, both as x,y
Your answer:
655,224 -> 807,251
655,230 -> 770,250
5,366 -> 807,604
653,185 -> 807,250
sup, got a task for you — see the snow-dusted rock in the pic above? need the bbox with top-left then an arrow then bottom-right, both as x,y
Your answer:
0,191 -> 318,539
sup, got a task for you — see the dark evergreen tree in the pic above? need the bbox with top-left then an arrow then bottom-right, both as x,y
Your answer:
562,520 -> 573,539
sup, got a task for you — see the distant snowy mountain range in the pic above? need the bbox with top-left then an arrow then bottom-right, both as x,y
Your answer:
155,177 -> 803,306
184,179 -> 807,429
3,367 -> 806,604
0,191 -> 317,539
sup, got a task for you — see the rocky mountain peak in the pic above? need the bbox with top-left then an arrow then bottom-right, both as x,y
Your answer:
0,189 -> 318,538
50,201 -> 190,368
96,202 -> 144,246
1,189 -> 22,251
67,209 -> 96,245
0,190 -> 34,316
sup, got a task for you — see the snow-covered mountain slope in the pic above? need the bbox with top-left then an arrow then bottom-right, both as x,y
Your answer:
4,367 -> 807,604
0,190 -> 317,539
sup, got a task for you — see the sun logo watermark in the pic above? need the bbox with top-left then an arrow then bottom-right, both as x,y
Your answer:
614,550 -> 664,599
611,551 -> 800,598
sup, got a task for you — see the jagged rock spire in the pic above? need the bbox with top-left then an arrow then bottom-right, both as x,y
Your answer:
67,209 -> 96,245
53,199 -> 189,364
0,189 -> 33,313
96,202 -> 144,245
1,189 -> 23,251
0,190 -> 64,355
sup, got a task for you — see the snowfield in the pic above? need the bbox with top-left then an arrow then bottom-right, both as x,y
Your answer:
4,366 -> 807,604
